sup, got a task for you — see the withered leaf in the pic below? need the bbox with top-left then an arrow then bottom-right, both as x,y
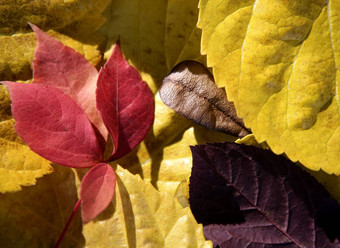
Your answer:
160,61 -> 249,138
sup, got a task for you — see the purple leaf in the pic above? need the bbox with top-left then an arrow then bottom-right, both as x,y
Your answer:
189,143 -> 340,247
3,82 -> 103,168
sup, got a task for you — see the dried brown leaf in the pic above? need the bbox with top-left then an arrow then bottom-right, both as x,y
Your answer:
160,61 -> 249,138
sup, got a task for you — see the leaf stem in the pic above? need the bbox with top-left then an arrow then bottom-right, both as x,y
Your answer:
54,199 -> 81,248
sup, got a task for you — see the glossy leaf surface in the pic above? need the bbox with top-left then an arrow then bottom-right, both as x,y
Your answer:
190,143 -> 340,247
80,163 -> 116,223
4,82 -> 103,168
97,43 -> 154,160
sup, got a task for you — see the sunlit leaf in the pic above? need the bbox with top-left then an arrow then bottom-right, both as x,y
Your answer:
31,24 -> 107,140
199,0 -> 340,174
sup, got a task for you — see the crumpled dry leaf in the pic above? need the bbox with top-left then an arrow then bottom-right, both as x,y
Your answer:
83,165 -> 212,248
160,60 -> 249,138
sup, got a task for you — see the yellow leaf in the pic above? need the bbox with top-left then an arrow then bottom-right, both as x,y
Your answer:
0,0 -> 109,35
99,0 -> 204,92
0,165 -> 84,247
235,134 -> 269,150
165,0 -> 204,68
199,0 -> 340,174
174,179 -> 190,208
83,165 -> 212,248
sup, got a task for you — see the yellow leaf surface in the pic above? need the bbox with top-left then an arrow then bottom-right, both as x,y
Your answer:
0,0 -> 109,35
83,165 -> 212,248
0,165 -> 84,247
99,0 -> 204,92
199,0 -> 340,174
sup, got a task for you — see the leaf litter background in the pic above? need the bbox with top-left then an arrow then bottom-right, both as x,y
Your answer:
1,0 -> 340,247
0,0 -> 226,247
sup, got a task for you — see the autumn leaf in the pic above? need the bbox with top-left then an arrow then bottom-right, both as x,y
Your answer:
83,165 -> 212,248
96,43 -> 155,160
160,60 -> 249,138
3,25 -> 155,229
198,0 -> 340,174
31,23 -> 107,140
190,142 -> 340,247
80,163 -> 116,223
3,82 -> 104,168
0,1 -> 110,192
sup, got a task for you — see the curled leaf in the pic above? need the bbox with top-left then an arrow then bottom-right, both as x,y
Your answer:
3,82 -> 103,168
189,142 -> 340,247
80,163 -> 116,223
97,43 -> 155,160
160,61 -> 249,138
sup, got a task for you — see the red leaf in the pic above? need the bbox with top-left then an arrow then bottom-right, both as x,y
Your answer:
96,44 -> 154,160
3,82 -> 103,168
30,24 -> 107,141
80,163 -> 116,223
